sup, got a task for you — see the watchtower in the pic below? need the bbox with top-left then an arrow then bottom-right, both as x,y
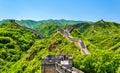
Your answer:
41,55 -> 56,73
41,55 -> 73,73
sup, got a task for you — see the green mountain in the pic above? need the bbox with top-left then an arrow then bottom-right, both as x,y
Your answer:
0,20 -> 120,73
16,20 -> 37,28
0,19 -> 83,28
0,19 -> 10,25
71,20 -> 120,50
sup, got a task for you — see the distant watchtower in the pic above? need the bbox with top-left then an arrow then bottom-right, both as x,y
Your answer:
41,55 -> 73,73
9,19 -> 15,23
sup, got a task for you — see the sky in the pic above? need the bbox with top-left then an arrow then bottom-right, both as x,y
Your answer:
0,0 -> 120,22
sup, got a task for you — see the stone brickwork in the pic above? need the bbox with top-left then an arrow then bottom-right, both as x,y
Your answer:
41,55 -> 84,73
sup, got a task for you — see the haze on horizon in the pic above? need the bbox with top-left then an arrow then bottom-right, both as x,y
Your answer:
0,0 -> 120,22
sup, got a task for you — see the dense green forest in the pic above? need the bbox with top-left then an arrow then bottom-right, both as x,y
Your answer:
0,20 -> 120,73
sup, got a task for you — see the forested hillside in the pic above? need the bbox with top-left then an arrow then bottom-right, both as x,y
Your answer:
0,20 -> 120,73
71,20 -> 120,73
71,20 -> 120,50
0,21 -> 40,72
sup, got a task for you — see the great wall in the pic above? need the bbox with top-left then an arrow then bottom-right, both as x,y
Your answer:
8,20 -> 90,73
57,26 -> 90,55
41,27 -> 90,73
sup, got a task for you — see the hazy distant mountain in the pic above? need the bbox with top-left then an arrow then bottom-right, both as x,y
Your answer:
0,19 -> 85,36
0,19 -> 84,27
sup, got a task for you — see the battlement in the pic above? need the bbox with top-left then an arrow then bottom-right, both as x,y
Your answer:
42,55 -> 72,66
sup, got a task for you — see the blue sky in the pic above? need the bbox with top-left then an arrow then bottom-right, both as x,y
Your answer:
0,0 -> 120,22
